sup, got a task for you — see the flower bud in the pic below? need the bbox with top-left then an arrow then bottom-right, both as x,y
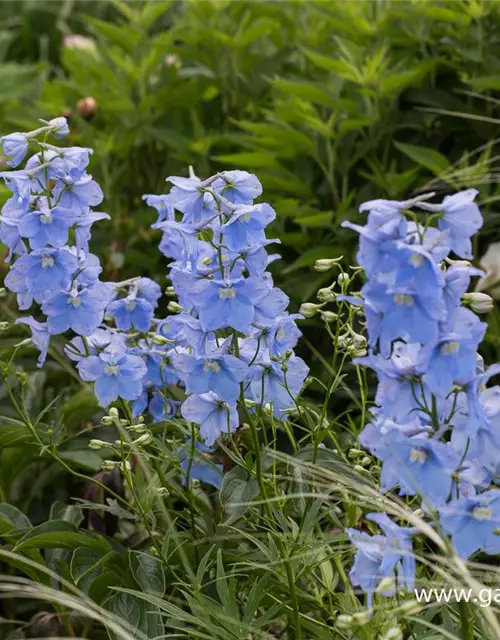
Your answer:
109,407 -> 119,420
157,486 -> 170,497
317,287 -> 336,302
120,460 -> 132,473
164,286 -> 176,296
100,415 -> 114,426
396,600 -> 423,616
299,302 -> 323,318
127,423 -> 147,433
150,334 -> 171,345
167,301 -> 183,313
381,627 -> 403,640
337,272 -> 350,287
0,322 -> 11,331
463,291 -> 494,313
76,97 -> 97,119
314,257 -> 343,272
132,432 -> 153,447
336,614 -> 354,629
320,310 -> 338,322
102,460 -> 120,471
0,288 -> 8,298
376,576 -> 396,593
89,439 -> 110,450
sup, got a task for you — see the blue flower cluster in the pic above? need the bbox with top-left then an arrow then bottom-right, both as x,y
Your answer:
144,168 -> 309,445
1,121 -> 308,460
343,190 -> 500,603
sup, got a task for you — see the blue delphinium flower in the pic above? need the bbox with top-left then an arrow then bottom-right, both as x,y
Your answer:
347,513 -> 416,608
1,133 -> 29,168
180,392 -> 239,446
178,441 -> 224,489
440,490 -> 500,558
77,348 -> 147,407
15,317 -> 50,367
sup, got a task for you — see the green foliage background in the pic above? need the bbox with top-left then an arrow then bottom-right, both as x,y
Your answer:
2,1 -> 500,638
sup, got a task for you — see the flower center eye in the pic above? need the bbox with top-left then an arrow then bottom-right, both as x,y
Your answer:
204,360 -> 221,373
126,299 -> 137,311
410,448 -> 427,464
277,328 -> 285,340
409,254 -> 423,267
240,212 -> 251,222
104,364 -> 120,376
219,286 -> 236,300
41,255 -> 55,268
394,293 -> 414,307
68,296 -> 81,308
440,341 -> 460,356
40,213 -> 52,225
473,506 -> 493,521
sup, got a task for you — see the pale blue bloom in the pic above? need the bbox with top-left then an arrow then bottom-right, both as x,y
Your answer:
180,391 -> 239,446
1,133 -> 28,167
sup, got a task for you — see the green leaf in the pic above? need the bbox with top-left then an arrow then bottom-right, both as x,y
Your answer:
71,547 -> 105,584
394,141 -> 450,175
0,503 -> 31,533
269,78 -> 336,106
14,520 -> 112,553
219,466 -> 259,524
468,75 -> 500,90
283,246 -> 343,274
211,151 -> 282,169
302,49 -> 360,83
295,212 -> 333,228
129,551 -> 165,597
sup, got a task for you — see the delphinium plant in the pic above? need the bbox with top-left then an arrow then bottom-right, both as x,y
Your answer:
309,188 -> 500,636
0,118 -> 318,639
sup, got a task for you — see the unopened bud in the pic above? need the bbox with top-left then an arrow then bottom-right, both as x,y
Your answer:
127,423 -> 147,433
101,415 -> 114,426
299,302 -> 322,318
0,288 -> 7,298
463,291 -> 494,314
89,439 -> 110,450
167,301 -> 183,313
397,600 -> 423,616
102,460 -> 120,471
108,407 -> 119,420
76,96 -> 97,119
201,256 -> 212,266
150,334 -> 171,345
120,460 -> 132,473
317,287 -> 336,302
0,322 -> 11,331
381,627 -> 403,640
336,614 -> 354,629
320,310 -> 338,322
132,432 -> 153,447
351,610 -> 371,625
337,272 -> 350,287
376,576 -> 396,593
314,257 -> 343,272
264,402 -> 273,415
157,486 -> 170,497
164,286 -> 176,296
360,456 -> 371,467
244,399 -> 258,408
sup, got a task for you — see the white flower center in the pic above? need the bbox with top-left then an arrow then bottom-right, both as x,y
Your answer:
409,253 -> 423,267
277,328 -> 285,340
394,293 -> 414,307
40,213 -> 52,225
68,296 -> 81,308
126,299 -> 137,311
473,506 -> 493,521
104,364 -> 120,376
440,341 -> 460,356
41,255 -> 54,268
219,286 -> 236,300
410,448 -> 427,464
203,360 -> 221,373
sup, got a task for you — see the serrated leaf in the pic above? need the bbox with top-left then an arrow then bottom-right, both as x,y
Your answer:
394,141 -> 450,175
129,551 -> 165,597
